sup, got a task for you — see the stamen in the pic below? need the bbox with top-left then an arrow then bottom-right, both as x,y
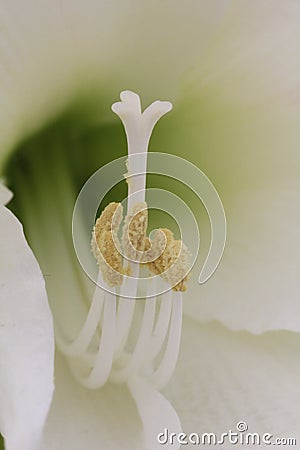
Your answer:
59,91 -> 188,397
147,228 -> 189,292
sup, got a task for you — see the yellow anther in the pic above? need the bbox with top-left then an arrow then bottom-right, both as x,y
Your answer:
122,202 -> 148,262
92,202 -> 125,287
147,228 -> 189,292
92,202 -> 189,292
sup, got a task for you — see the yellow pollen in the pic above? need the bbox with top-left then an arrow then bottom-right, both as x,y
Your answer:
92,203 -> 189,291
92,202 -> 125,287
122,202 -> 148,262
146,228 -> 189,292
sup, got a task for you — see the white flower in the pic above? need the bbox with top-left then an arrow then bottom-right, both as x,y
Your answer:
0,1 -> 300,450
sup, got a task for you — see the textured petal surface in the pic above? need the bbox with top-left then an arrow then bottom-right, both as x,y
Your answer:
0,184 -> 12,205
41,352 -> 143,450
184,181 -> 300,333
165,317 -> 300,447
41,352 -> 183,450
0,184 -> 54,450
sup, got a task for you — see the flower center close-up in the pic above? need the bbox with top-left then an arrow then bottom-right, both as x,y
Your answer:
55,90 -> 189,391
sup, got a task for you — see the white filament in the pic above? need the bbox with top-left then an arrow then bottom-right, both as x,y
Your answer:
149,289 -> 173,360
111,279 -> 158,383
150,291 -> 183,390
115,274 -> 138,356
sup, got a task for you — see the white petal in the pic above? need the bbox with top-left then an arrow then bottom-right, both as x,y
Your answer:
164,317 -> 300,443
0,186 -> 54,450
0,183 -> 12,205
41,352 -> 144,450
184,180 -> 300,333
151,28 -> 300,332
